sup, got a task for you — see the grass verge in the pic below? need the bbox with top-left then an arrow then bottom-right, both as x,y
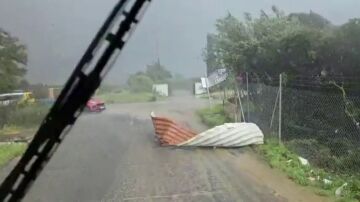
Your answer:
197,104 -> 360,201
197,104 -> 232,127
96,91 -> 164,104
1,104 -> 49,128
0,125 -> 22,136
257,139 -> 360,202
0,143 -> 27,167
1,104 -> 48,141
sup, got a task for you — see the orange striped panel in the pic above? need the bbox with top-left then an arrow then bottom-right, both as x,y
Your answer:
150,113 -> 196,145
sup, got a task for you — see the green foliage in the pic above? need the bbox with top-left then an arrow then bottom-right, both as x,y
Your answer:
0,104 -> 48,130
204,34 -> 221,73
0,125 -> 22,136
7,104 -> 48,128
29,83 -> 50,99
259,140 -> 311,185
145,60 -> 172,82
206,8 -> 360,84
278,135 -> 356,167
96,85 -> 123,95
126,61 -> 172,94
0,105 -> 14,128
289,11 -> 331,29
259,140 -> 360,201
197,104 -> 232,127
127,74 -> 154,93
209,7 -> 360,177
0,143 -> 26,167
96,91 -> 157,104
0,28 -> 28,93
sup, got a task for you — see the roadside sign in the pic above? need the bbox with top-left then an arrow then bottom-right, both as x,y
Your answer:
207,68 -> 228,87
201,77 -> 208,88
201,69 -> 228,89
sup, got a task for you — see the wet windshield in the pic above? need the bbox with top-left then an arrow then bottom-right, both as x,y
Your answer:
0,1 -> 359,201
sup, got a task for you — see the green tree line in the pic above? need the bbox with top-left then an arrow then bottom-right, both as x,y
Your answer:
205,7 -> 360,174
205,6 -> 360,91
127,60 -> 172,92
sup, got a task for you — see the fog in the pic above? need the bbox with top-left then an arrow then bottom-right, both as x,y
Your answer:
0,0 -> 359,84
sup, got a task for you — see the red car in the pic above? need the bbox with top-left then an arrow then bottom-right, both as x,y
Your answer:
85,98 -> 106,112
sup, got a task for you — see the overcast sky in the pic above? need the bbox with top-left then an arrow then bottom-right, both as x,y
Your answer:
0,0 -> 359,85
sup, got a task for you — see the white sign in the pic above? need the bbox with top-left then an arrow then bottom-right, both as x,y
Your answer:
152,84 -> 169,96
201,77 -> 208,88
208,68 -> 228,87
201,69 -> 228,88
194,82 -> 206,95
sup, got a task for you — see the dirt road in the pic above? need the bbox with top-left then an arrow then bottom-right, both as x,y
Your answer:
1,90 -> 327,201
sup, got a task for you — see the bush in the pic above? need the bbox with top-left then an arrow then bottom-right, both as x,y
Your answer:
197,104 -> 232,127
343,149 -> 360,174
286,138 -> 360,174
96,91 -> 156,104
7,104 -> 48,127
259,140 -> 311,185
127,75 -> 154,93
259,139 -> 360,201
96,85 -> 123,95
286,138 -> 323,163
0,105 -> 15,128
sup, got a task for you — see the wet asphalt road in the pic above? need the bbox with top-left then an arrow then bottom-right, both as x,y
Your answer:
23,115 -> 281,202
1,91 -> 324,202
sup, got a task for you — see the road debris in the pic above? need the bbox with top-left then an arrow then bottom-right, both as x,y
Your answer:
151,112 -> 264,147
298,157 -> 309,166
335,183 -> 348,197
323,179 -> 332,185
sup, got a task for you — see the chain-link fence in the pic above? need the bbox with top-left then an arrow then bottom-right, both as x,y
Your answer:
235,73 -> 360,175
247,82 -> 280,139
282,86 -> 360,174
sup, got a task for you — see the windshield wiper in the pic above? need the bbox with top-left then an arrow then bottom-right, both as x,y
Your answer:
0,0 -> 151,201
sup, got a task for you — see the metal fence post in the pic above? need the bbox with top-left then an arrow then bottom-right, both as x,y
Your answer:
270,88 -> 280,129
279,73 -> 282,144
205,71 -> 212,108
246,72 -> 250,121
236,85 -> 246,122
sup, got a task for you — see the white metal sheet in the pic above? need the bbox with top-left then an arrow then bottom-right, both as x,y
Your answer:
177,123 -> 264,147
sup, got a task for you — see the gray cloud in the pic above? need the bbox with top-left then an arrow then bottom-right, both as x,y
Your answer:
0,0 -> 359,84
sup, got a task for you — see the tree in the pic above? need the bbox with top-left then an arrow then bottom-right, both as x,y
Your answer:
208,9 -> 304,77
126,61 -> 172,92
289,11 -> 331,29
205,8 -> 347,81
206,8 -> 360,174
145,60 -> 172,82
0,28 -> 27,93
204,34 -> 221,74
127,74 -> 154,93
333,18 -> 360,77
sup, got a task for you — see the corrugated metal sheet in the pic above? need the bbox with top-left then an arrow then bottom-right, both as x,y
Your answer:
178,123 -> 264,147
151,112 -> 196,145
151,112 -> 264,147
